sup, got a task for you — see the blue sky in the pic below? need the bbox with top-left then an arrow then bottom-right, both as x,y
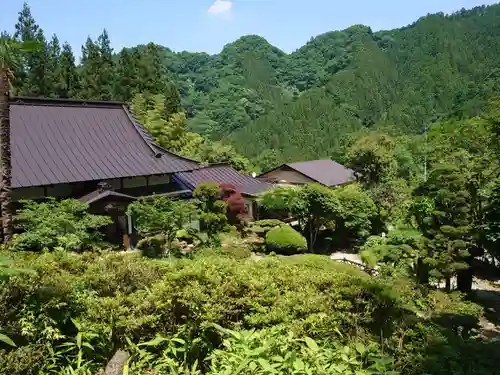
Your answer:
0,0 -> 498,55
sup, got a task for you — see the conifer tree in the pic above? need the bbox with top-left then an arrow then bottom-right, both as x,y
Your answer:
55,42 -> 79,98
96,29 -> 115,100
115,48 -> 137,102
13,3 -> 53,97
414,163 -> 472,291
46,34 -> 60,96
137,43 -> 167,94
79,37 -> 101,99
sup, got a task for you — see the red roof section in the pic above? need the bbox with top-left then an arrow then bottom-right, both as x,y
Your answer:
9,97 -> 200,188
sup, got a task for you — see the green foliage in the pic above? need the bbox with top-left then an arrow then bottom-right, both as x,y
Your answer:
265,224 -> 307,255
360,229 -> 423,279
79,30 -> 115,100
346,133 -> 399,186
413,163 -> 474,289
130,92 -> 253,172
125,334 -> 202,375
260,184 -> 376,250
127,196 -> 196,257
482,176 -> 500,262
333,183 -> 378,245
0,251 -> 484,374
12,199 -> 112,252
345,133 -> 415,225
260,184 -> 340,251
192,182 -> 229,244
249,219 -> 285,238
253,219 -> 284,228
208,325 -> 397,375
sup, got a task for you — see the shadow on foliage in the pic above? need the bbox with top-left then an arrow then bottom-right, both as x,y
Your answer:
416,332 -> 499,375
412,305 -> 500,375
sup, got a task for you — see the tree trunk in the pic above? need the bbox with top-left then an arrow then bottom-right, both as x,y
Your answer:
0,69 -> 12,243
445,276 -> 451,292
457,256 -> 474,294
416,257 -> 429,285
457,268 -> 473,293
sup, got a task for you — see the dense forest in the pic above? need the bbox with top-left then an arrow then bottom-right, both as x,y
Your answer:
3,3 -> 500,171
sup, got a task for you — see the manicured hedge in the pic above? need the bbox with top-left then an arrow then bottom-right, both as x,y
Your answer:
265,224 -> 307,254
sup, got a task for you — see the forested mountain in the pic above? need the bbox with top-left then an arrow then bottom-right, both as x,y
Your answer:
3,3 -> 500,171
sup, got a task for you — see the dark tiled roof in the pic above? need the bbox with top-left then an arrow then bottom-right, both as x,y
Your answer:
10,97 -> 201,188
260,159 -> 355,187
174,164 -> 273,196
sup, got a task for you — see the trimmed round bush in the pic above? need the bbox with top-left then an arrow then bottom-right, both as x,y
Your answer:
265,224 -> 307,254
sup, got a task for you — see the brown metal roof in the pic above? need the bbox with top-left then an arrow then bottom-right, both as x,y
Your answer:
9,97 -> 201,188
260,159 -> 356,187
174,164 -> 274,196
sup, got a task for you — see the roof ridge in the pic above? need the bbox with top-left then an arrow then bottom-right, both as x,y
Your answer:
289,158 -> 333,165
121,105 -> 162,158
11,96 -> 126,108
122,105 -> 203,167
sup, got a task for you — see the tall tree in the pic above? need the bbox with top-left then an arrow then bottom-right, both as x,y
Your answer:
79,37 -> 101,99
96,29 -> 115,100
115,48 -> 137,102
137,43 -> 167,94
164,82 -> 182,118
414,162 -> 473,292
46,34 -> 60,97
54,42 -> 79,98
27,28 -> 50,96
13,3 -> 51,97
0,36 -> 39,242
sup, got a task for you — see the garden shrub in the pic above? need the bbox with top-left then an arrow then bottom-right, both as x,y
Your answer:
12,199 -> 112,252
136,234 -> 167,258
0,251 -> 485,375
265,224 -> 307,254
128,196 -> 197,257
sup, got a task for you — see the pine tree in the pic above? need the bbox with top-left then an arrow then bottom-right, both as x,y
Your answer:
12,3 -> 52,97
54,42 -> 79,98
136,43 -> 167,94
46,34 -> 60,97
96,29 -> 115,100
115,48 -> 137,102
13,2 -> 39,95
26,28 -> 51,97
415,163 -> 472,292
79,37 -> 101,99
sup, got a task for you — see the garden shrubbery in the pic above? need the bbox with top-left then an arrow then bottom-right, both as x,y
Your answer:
265,224 -> 307,254
0,250 -> 485,374
12,199 -> 112,252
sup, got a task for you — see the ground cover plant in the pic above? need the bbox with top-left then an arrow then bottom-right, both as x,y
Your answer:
0,250 -> 489,375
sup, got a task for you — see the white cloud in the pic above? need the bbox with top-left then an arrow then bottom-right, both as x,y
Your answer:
208,0 -> 233,15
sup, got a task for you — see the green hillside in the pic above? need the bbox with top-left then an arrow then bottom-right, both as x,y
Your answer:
228,6 -> 500,167
4,3 -> 500,170
147,4 -> 500,169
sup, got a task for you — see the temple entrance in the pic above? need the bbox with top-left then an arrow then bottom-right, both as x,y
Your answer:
79,183 -> 137,250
